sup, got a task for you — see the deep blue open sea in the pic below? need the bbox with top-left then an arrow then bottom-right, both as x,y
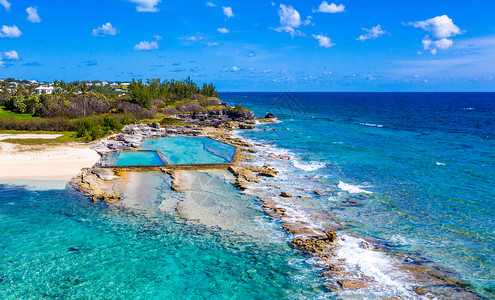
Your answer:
221,92 -> 495,298
0,92 -> 494,299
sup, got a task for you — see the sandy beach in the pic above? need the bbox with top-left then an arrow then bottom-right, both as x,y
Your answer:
0,142 -> 100,181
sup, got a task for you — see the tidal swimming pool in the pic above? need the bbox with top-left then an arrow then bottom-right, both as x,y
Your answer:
101,137 -> 237,167
141,137 -> 237,165
102,151 -> 166,167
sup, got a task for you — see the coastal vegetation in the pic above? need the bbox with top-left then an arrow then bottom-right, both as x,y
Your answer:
0,77 -> 227,141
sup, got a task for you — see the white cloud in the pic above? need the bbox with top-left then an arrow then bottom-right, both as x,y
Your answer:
357,25 -> 389,41
217,27 -> 229,34
128,0 -> 161,12
206,2 -> 216,7
315,1 -> 345,13
206,42 -> 220,46
26,6 -> 41,23
92,22 -> 118,37
263,69 -> 271,73
0,0 -> 11,11
223,6 -> 234,18
133,40 -> 159,50
274,4 -> 310,37
313,34 -> 335,48
407,15 -> 463,54
0,25 -> 22,38
186,36 -> 204,41
4,50 -> 18,60
232,66 -> 240,71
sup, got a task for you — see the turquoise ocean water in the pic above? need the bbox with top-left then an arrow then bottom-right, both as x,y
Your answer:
1,92 -> 494,298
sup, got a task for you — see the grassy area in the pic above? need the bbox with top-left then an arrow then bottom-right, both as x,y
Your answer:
165,99 -> 196,108
159,117 -> 184,126
0,106 -> 39,120
0,131 -> 85,145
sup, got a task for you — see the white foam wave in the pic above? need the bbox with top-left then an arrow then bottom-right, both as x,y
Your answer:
338,181 -> 373,194
359,123 -> 384,128
436,162 -> 446,166
337,234 -> 412,294
292,160 -> 326,171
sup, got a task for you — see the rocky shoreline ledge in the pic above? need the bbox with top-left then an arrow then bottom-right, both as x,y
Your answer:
70,114 -> 481,299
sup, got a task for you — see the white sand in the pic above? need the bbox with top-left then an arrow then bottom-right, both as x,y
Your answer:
0,142 -> 100,181
0,134 -> 63,141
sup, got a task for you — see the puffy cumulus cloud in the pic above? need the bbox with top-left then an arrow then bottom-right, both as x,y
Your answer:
274,4 -> 311,37
222,6 -> 234,18
128,0 -> 161,12
92,22 -> 118,37
133,40 -> 159,50
4,50 -> 19,60
312,34 -> 335,48
0,25 -> 22,38
26,6 -> 41,23
356,25 -> 389,41
232,66 -> 240,71
217,27 -> 229,34
206,2 -> 216,7
407,15 -> 463,54
0,0 -> 11,11
314,1 -> 345,13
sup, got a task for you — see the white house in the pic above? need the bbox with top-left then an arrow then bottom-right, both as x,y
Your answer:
34,86 -> 55,95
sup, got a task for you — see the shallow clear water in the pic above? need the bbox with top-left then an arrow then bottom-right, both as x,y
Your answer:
0,183 -> 325,299
220,92 -> 495,298
116,151 -> 165,166
142,137 -> 236,165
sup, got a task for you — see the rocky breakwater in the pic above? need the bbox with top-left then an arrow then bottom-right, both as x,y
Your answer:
70,167 -> 124,204
178,107 -> 255,128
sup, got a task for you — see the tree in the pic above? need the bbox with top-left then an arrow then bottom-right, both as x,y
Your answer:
80,82 -> 88,117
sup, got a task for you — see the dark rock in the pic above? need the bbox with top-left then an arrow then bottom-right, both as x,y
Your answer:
68,247 -> 80,252
280,192 -> 293,198
265,113 -> 275,118
239,124 -> 255,130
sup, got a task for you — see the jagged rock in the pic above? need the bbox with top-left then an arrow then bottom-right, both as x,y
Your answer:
91,168 -> 118,181
267,153 -> 291,160
171,184 -> 181,192
239,124 -> 255,130
314,190 -> 324,195
234,178 -> 249,190
247,165 -> 279,177
265,113 -> 275,118
337,280 -> 369,289
228,166 -> 260,183
280,192 -> 293,198
323,230 -> 337,243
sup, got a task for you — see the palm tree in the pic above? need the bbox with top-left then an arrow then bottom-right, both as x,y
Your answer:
80,83 -> 88,117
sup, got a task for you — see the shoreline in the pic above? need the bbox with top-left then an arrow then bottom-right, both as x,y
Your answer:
0,142 -> 100,182
0,117 -> 482,298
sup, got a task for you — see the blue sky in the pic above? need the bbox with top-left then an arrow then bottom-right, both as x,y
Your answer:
0,0 -> 494,91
